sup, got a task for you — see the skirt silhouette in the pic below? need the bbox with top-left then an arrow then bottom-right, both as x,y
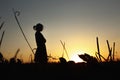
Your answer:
34,46 -> 48,64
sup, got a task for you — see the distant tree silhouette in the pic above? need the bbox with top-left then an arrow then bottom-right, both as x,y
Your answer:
9,49 -> 22,64
59,57 -> 67,64
0,52 -> 8,64
33,23 -> 48,64
0,52 -> 4,63
78,53 -> 98,64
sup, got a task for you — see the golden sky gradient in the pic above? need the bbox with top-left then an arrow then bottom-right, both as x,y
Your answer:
0,0 -> 120,63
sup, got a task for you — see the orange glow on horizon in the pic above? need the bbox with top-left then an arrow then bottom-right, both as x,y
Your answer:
69,51 -> 85,63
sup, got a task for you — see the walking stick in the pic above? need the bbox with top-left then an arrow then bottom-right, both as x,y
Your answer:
12,8 -> 34,55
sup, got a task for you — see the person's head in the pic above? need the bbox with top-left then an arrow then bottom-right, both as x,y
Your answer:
33,23 -> 44,32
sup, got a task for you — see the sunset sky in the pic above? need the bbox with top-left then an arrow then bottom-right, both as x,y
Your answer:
0,0 -> 120,63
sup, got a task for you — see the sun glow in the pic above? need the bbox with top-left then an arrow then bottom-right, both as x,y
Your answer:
70,51 -> 85,63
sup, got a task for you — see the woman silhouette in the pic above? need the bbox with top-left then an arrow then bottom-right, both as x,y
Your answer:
33,23 -> 48,64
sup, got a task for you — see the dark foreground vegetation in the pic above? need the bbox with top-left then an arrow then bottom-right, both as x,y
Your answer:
0,61 -> 120,80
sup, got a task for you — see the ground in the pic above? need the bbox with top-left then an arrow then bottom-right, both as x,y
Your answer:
0,62 -> 120,80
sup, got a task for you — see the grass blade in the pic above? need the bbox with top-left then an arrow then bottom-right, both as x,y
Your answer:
0,30 -> 5,48
0,22 -> 4,31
